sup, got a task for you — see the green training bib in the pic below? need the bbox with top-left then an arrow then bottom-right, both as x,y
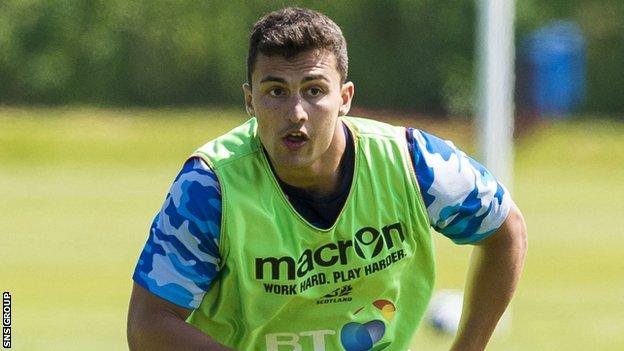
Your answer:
188,116 -> 435,351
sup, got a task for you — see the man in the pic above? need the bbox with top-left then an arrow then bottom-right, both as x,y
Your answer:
127,7 -> 527,351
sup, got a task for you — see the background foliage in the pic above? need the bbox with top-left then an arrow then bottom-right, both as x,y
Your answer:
0,0 -> 621,114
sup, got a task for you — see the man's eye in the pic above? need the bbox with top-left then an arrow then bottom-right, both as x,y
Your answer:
307,87 -> 323,96
269,88 -> 284,97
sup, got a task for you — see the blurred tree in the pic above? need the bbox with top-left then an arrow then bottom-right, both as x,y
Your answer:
0,0 -> 620,115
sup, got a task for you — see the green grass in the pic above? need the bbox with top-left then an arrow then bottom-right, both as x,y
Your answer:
1,108 -> 623,350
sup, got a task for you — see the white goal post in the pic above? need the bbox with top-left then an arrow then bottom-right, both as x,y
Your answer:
476,0 -> 516,189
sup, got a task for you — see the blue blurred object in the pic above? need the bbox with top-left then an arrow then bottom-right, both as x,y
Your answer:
520,21 -> 586,117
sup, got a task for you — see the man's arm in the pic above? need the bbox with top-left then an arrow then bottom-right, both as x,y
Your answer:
450,201 -> 528,351
127,283 -> 233,351
129,158 -> 225,349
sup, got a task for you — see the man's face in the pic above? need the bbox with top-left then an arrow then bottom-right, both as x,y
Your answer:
244,49 -> 354,171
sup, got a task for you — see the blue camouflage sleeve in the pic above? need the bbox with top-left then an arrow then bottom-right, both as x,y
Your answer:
407,128 -> 512,244
133,158 -> 222,309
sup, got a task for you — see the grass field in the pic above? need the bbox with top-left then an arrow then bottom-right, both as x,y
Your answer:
1,107 -> 623,350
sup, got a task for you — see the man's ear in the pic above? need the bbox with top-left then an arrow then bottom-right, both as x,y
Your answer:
339,81 -> 355,116
243,83 -> 255,117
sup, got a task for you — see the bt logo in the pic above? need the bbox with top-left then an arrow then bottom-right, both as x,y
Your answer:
264,300 -> 397,351
265,330 -> 335,351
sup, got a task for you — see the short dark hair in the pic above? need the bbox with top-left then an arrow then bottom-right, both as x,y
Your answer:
247,7 -> 348,84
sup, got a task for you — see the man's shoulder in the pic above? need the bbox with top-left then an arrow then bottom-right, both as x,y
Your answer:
343,116 -> 405,139
192,118 -> 260,168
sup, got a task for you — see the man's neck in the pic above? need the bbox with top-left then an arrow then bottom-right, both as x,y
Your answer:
270,123 -> 349,199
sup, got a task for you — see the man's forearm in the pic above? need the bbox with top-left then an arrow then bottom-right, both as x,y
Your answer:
450,204 -> 528,351
128,312 -> 232,351
127,283 -> 233,351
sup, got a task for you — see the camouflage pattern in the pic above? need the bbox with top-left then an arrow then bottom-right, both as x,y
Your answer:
133,127 -> 511,309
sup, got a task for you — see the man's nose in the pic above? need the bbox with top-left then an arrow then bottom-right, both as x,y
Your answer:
288,94 -> 308,124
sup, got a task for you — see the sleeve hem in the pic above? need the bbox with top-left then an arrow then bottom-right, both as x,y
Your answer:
132,273 -> 198,310
450,194 -> 513,245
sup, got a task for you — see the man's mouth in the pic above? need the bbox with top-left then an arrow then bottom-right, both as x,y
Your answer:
282,131 -> 309,150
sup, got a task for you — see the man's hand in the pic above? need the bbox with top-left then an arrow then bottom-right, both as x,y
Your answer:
449,201 -> 528,351
127,283 -> 233,351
